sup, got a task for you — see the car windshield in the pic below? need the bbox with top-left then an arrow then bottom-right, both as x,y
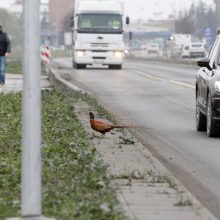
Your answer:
78,13 -> 122,31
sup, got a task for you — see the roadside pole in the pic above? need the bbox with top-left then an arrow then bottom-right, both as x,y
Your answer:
7,0 -> 54,219
22,0 -> 41,216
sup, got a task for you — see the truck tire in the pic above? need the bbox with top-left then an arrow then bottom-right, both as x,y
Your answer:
116,65 -> 122,69
72,60 -> 75,68
109,65 -> 122,69
73,61 -> 78,69
73,63 -> 86,69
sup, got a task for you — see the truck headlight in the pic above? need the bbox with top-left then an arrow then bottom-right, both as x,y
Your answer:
124,49 -> 129,54
76,51 -> 85,57
214,81 -> 220,92
114,51 -> 123,58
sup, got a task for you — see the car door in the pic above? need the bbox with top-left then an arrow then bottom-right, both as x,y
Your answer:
197,65 -> 210,111
199,38 -> 220,109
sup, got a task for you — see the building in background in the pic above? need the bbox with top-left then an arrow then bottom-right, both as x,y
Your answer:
10,0 -> 50,20
214,0 -> 220,12
10,0 -> 23,17
9,0 -> 74,46
214,0 -> 220,36
49,0 -> 73,31
49,0 -> 74,46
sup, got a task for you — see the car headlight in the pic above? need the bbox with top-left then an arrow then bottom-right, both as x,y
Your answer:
114,51 -> 123,58
76,51 -> 85,57
214,81 -> 220,92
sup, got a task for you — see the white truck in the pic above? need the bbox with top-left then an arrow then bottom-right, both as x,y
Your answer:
169,34 -> 192,52
71,0 -> 129,69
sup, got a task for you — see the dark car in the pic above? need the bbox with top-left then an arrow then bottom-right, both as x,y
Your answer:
196,35 -> 220,137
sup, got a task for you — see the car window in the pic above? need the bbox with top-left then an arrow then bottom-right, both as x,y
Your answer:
217,46 -> 220,66
208,38 -> 218,59
209,38 -> 220,68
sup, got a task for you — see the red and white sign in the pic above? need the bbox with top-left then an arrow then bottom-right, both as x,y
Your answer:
40,45 -> 51,64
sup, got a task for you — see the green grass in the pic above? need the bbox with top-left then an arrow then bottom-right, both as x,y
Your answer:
51,49 -> 72,58
6,59 -> 47,75
6,59 -> 22,74
0,89 -> 124,220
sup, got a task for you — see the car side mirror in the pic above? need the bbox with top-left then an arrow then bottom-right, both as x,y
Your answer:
70,16 -> 74,27
197,57 -> 212,71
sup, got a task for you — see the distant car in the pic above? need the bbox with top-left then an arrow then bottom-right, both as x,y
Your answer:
189,42 -> 206,58
147,43 -> 160,54
196,35 -> 220,137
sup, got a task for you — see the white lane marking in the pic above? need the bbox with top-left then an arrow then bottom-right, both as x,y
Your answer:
133,69 -> 195,89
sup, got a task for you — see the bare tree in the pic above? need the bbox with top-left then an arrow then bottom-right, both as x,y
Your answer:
0,9 -> 22,48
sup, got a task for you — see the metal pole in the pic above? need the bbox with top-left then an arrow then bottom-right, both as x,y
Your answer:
22,0 -> 41,216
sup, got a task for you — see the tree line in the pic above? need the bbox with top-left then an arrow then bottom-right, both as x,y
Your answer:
0,9 -> 22,48
175,1 -> 218,40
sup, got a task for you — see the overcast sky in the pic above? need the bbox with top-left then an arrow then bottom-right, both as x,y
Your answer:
0,0 -> 215,20
122,0 -> 215,20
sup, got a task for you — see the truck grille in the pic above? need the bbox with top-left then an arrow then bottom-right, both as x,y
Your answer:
91,50 -> 107,52
92,57 -> 105,59
91,43 -> 109,48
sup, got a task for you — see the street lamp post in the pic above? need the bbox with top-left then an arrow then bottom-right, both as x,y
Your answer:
7,0 -> 54,219
22,0 -> 41,215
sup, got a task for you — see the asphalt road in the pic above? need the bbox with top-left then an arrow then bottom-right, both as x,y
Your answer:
54,58 -> 220,219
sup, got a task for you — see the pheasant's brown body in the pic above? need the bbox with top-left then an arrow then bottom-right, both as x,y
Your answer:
89,112 -> 134,134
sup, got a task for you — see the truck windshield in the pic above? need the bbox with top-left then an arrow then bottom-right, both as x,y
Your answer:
78,13 -> 122,33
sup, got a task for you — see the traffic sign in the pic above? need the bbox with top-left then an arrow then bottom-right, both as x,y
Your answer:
204,27 -> 213,48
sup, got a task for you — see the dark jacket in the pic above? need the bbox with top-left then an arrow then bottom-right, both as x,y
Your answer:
0,32 -> 11,56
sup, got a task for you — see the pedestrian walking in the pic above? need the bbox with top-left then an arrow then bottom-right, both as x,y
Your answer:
0,24 -> 11,86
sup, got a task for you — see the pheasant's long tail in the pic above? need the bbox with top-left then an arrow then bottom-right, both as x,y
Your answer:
111,125 -> 144,129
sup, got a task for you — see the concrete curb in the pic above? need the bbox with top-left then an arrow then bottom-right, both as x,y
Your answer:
48,68 -> 84,93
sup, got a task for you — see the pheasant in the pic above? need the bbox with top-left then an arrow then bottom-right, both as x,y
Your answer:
89,112 -> 138,134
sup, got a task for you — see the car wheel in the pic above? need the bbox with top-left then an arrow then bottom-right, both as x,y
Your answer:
196,97 -> 206,131
207,94 -> 218,137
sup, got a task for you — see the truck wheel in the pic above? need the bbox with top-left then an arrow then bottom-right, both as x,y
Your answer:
109,65 -> 114,69
80,64 -> 86,69
73,62 -> 78,69
74,63 -> 86,69
109,65 -> 122,69
115,65 -> 122,69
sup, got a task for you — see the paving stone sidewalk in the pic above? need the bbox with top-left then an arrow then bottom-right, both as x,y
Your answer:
0,74 -> 51,93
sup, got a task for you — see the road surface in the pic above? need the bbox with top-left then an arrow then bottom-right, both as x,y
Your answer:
54,58 -> 220,218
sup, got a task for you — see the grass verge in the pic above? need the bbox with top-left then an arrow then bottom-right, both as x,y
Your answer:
6,59 -> 22,74
6,59 -> 47,75
0,88 -> 124,220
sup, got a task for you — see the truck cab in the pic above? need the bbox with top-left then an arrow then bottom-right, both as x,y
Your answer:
72,0 -> 129,69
